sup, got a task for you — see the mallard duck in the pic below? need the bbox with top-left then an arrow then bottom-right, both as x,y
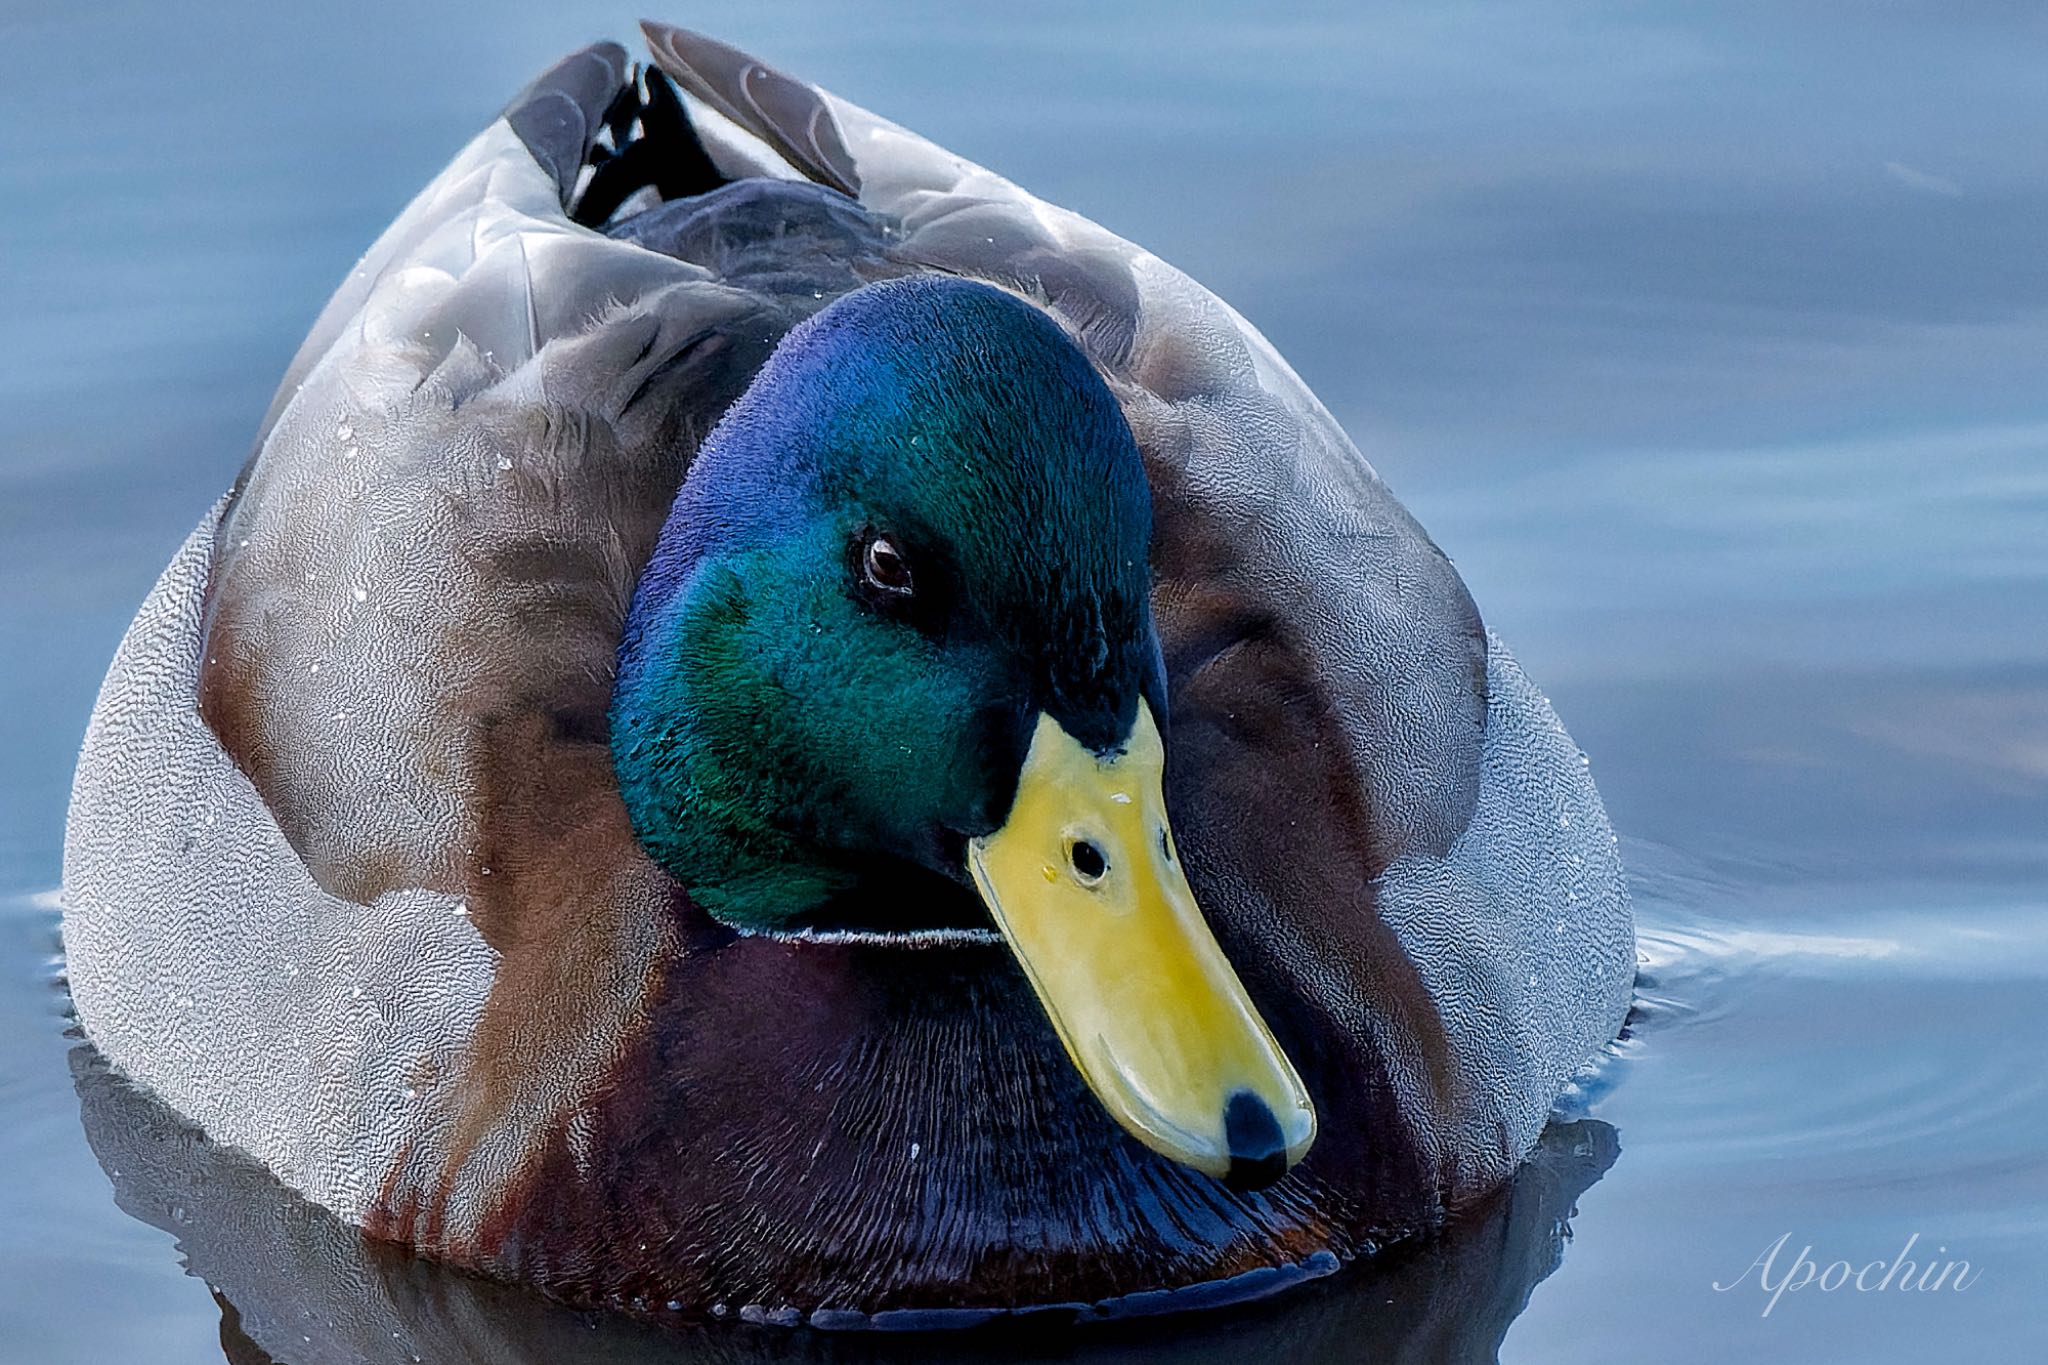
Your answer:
63,24 -> 1633,1327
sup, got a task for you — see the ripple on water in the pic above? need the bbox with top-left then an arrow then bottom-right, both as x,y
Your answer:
1601,839 -> 2048,1189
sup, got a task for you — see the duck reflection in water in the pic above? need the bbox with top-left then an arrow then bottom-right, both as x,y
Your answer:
72,1044 -> 1617,1365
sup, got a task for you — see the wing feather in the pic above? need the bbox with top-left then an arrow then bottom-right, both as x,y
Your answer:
641,22 -> 862,197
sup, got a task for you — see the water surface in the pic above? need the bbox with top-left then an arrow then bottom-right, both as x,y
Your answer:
3,2 -> 2044,1361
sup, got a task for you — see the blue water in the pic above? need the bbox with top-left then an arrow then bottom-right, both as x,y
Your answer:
3,2 -> 2045,1361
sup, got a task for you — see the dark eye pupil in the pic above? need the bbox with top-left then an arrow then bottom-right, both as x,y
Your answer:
864,536 -> 913,594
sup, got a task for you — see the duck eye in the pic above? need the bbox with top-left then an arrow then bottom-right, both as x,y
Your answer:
861,533 -> 914,596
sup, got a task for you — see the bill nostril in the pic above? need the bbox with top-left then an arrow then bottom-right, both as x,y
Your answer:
1068,838 -> 1108,883
1222,1090 -> 1289,1190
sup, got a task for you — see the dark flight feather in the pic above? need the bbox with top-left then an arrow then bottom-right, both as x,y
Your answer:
502,41 -> 630,209
641,20 -> 863,198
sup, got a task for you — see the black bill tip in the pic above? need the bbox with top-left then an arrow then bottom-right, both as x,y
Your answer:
1222,1090 -> 1289,1191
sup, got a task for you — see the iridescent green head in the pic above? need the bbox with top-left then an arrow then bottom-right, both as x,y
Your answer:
612,276 -> 1160,926
611,276 -> 1315,1187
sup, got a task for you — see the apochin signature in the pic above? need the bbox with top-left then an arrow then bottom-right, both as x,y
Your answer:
1714,1233 -> 1980,1316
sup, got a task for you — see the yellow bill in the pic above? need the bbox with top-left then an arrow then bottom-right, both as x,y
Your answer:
967,703 -> 1316,1188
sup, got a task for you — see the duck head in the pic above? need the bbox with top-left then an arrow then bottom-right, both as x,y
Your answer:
610,276 -> 1315,1188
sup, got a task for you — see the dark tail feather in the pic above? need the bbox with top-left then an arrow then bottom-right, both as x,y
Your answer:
570,66 -> 728,227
